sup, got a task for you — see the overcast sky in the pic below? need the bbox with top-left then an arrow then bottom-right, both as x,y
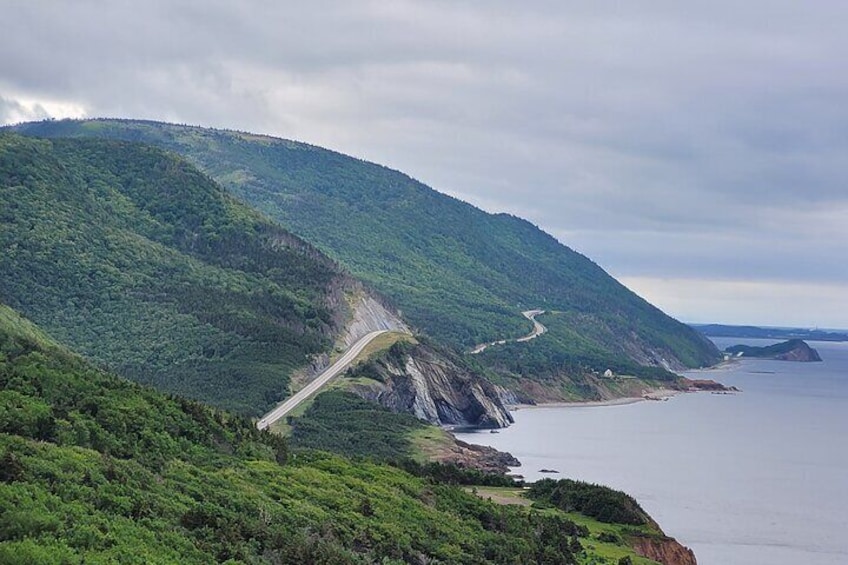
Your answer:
3,1 -> 847,328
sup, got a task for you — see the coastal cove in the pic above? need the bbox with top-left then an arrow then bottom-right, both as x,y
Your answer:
456,338 -> 848,565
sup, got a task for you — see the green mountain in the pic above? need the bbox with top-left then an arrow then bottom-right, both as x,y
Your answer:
0,302 -> 673,564
10,119 -> 720,380
0,132 -> 354,415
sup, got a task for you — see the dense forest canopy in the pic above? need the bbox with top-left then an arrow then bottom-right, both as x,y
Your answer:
0,302 -> 660,564
0,132 -> 348,415
10,119 -> 720,376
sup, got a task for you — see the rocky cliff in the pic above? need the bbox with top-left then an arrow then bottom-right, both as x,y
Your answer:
420,438 -> 521,474
346,342 -> 514,428
340,290 -> 410,347
629,534 -> 698,565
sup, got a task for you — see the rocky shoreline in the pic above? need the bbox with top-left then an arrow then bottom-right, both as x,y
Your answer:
508,379 -> 738,411
425,437 -> 522,474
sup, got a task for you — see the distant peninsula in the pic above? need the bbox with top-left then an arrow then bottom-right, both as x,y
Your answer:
725,339 -> 822,362
694,323 -> 848,342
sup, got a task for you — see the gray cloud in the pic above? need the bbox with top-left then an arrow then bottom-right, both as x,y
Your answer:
2,0 -> 847,326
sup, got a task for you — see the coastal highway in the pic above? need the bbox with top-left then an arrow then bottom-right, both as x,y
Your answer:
516,309 -> 547,342
256,329 -> 388,430
469,309 -> 547,354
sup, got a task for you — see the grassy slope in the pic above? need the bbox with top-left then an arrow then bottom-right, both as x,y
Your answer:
0,302 -> 658,564
10,120 -> 720,375
470,487 -> 661,565
0,132 -> 349,415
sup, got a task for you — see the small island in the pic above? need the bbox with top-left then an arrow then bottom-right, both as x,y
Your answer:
725,339 -> 822,362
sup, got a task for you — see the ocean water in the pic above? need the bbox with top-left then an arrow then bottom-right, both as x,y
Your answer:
456,339 -> 848,565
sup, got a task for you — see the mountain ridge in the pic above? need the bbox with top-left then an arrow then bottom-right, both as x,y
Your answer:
0,131 -> 512,423
9,119 -> 721,389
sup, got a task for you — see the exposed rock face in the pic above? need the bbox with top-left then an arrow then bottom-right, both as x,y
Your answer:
426,438 -> 520,474
682,378 -> 739,392
493,384 -> 521,407
629,534 -> 697,565
340,292 -> 409,347
349,343 -> 514,428
292,288 -> 409,390
773,341 -> 822,362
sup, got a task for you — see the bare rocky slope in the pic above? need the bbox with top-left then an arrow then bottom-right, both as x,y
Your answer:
630,534 -> 698,565
290,288 -> 513,428
345,341 -> 514,428
340,291 -> 410,347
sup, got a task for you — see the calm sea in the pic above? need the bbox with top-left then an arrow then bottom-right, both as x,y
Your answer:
456,339 -> 848,565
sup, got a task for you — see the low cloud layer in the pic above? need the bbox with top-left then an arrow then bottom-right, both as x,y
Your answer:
3,1 -> 846,327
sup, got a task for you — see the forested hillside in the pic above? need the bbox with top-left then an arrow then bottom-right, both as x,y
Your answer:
0,302 -> 665,564
11,119 -> 719,375
0,132 -> 352,415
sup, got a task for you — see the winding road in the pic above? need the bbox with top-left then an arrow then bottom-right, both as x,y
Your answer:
257,330 -> 389,430
258,310 -> 547,429
469,309 -> 547,354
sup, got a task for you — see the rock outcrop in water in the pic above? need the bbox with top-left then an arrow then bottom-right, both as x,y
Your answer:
725,339 -> 822,362
346,342 -> 514,428
682,378 -> 739,392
